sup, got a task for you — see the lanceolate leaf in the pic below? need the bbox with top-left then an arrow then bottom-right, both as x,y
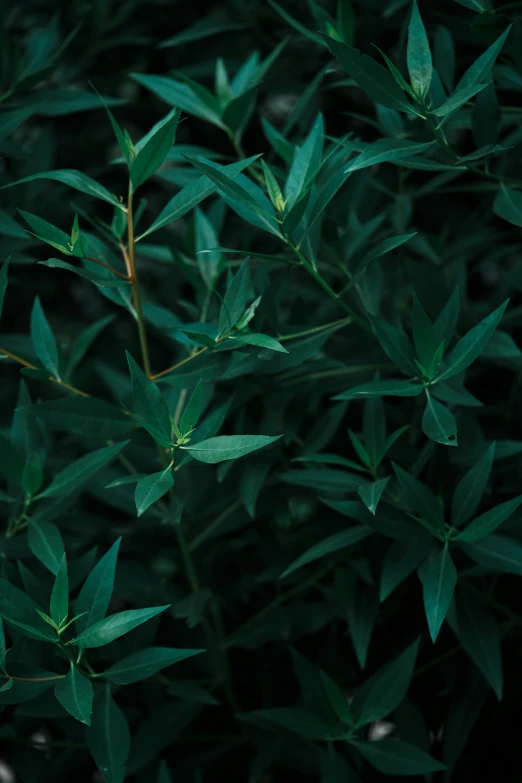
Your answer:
407,1 -> 432,97
324,36 -> 416,114
350,739 -> 446,775
130,109 -> 182,189
422,392 -> 458,447
184,434 -> 281,464
456,591 -> 503,699
76,539 -> 121,634
27,519 -> 65,575
346,139 -> 434,173
103,648 -> 203,684
451,443 -> 495,528
439,301 -> 509,380
86,686 -> 131,783
455,495 -> 522,542
30,296 -> 60,378
2,170 -> 124,209
55,665 -> 93,725
71,605 -> 171,648
422,545 -> 457,642
38,441 -> 129,498
134,468 -> 174,516
350,638 -> 420,725
280,525 -> 372,579
457,25 -> 512,90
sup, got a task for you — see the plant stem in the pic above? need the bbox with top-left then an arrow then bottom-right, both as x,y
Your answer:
86,255 -> 130,279
0,347 -> 90,397
127,184 -> 152,377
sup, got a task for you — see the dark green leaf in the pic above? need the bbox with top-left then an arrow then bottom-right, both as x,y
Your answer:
38,441 -> 129,498
130,109 -> 181,190
184,434 -> 281,464
350,739 -> 446,775
86,685 -> 130,783
280,525 -> 372,579
103,647 -> 203,684
55,664 -> 93,725
407,1 -> 432,97
71,605 -> 170,648
422,545 -> 457,642
30,296 -> 60,378
451,443 -> 495,528
422,393 -> 458,447
455,495 -> 522,542
76,539 -> 120,634
134,468 -> 174,516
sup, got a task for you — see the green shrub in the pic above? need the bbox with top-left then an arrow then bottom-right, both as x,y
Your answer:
1,1 -> 522,781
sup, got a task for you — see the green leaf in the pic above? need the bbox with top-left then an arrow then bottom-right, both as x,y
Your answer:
284,114 -> 324,209
0,579 -> 54,642
50,554 -> 68,627
30,296 -> 60,378
184,434 -> 281,464
412,294 -> 438,370
281,189 -> 312,235
228,333 -> 288,353
27,519 -> 65,575
350,739 -> 446,775
217,259 -> 251,337
0,108 -> 34,142
456,592 -> 503,699
135,468 -> 174,517
380,538 -> 432,601
18,209 -> 75,256
86,685 -> 130,783
350,638 -> 420,725
393,463 -> 445,537
333,380 -> 425,400
439,300 -> 508,380
76,539 -> 121,634
186,156 -> 276,223
457,25 -> 512,90
127,352 -> 172,447
493,184 -> 522,228
39,259 -> 125,288
131,73 -> 225,128
71,605 -> 170,648
422,392 -> 458,447
320,671 -> 353,726
455,495 -> 522,542
462,535 -> 522,576
38,441 -> 129,498
280,525 -> 372,579
25,397 -> 134,440
323,36 -> 415,114
179,380 -> 203,435
451,443 -> 495,528
67,314 -> 115,375
130,109 -> 181,190
138,156 -> 260,239
369,317 -> 418,376
407,0 -> 432,97
358,477 -> 390,515
2,170 -> 123,209
55,664 -> 93,725
103,647 -> 203,684
422,544 -> 457,642
346,139 -> 434,173
433,83 -> 488,118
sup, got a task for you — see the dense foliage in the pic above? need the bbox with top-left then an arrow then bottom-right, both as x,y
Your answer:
1,0 -> 522,780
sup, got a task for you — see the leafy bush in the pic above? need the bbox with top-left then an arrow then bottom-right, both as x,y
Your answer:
1,0 -> 522,780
